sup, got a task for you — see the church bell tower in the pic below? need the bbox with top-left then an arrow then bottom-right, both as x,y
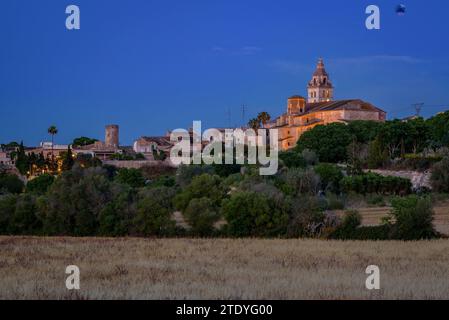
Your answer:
307,58 -> 334,103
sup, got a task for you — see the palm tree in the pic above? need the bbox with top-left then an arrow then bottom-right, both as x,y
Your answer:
257,112 -> 271,128
47,125 -> 58,160
248,118 -> 261,131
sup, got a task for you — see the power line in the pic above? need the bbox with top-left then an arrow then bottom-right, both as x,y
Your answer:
412,102 -> 424,117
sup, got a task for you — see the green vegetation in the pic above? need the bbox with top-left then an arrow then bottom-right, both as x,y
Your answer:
72,137 -> 98,147
1,113 -> 448,240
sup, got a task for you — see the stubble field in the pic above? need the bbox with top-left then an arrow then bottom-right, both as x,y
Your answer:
0,236 -> 448,300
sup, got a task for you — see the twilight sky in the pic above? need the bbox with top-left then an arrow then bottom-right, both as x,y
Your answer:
1,0 -> 449,146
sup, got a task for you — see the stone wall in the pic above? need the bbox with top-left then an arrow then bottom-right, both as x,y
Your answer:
103,159 -> 176,169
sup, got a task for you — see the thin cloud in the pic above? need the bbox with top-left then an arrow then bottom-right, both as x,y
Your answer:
211,46 -> 262,56
331,55 -> 425,65
270,60 -> 309,75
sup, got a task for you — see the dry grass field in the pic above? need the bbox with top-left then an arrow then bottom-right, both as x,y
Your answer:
1,236 -> 449,300
337,201 -> 449,235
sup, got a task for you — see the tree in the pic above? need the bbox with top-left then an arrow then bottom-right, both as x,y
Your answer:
15,141 -> 29,175
174,174 -> 224,211
0,173 -> 24,194
248,118 -> 261,130
389,196 -> 436,240
26,174 -> 55,195
279,151 -> 306,168
314,163 -> 343,193
287,196 -> 325,237
426,111 -> 449,148
61,147 -> 75,171
134,187 -> 176,236
257,112 -> 271,128
115,168 -> 146,188
0,194 -> 17,233
72,137 -> 98,147
184,197 -> 219,236
40,167 -> 117,236
430,157 -> 449,192
221,191 -> 289,237
9,194 -> 41,235
47,125 -> 58,160
295,123 -> 352,163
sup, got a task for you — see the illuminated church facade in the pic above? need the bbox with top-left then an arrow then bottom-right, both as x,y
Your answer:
268,58 -> 387,150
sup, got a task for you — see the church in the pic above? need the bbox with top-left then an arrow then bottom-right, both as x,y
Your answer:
267,58 -> 386,151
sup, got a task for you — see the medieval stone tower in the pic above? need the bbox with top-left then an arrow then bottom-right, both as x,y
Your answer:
307,58 -> 334,103
105,125 -> 119,148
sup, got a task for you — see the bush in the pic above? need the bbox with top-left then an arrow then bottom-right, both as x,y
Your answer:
40,167 -> 118,236
98,187 -> 136,236
221,191 -> 289,237
184,197 -> 220,236
9,194 -> 41,235
0,174 -> 24,194
134,187 -> 176,236
279,168 -> 320,196
366,194 -> 386,206
430,157 -> 449,193
389,196 -> 437,240
26,174 -> 55,195
295,123 -> 352,163
174,174 -> 224,212
279,151 -> 306,168
0,194 -> 18,233
314,163 -> 343,193
115,168 -> 146,188
327,193 -> 345,210
287,196 -> 325,237
175,165 -> 215,187
330,210 -> 360,239
341,173 -> 412,195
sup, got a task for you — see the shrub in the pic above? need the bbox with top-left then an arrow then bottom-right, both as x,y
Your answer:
184,197 -> 220,236
175,165 -> 215,187
26,174 -> 55,195
287,196 -> 325,237
295,123 -> 352,163
115,168 -> 146,188
341,173 -> 412,195
279,168 -> 320,196
0,174 -> 24,194
134,187 -> 176,236
279,151 -> 306,168
330,210 -> 391,240
314,163 -> 343,193
366,194 -> 386,207
40,167 -> 118,236
0,194 -> 18,233
98,187 -> 136,236
389,196 -> 437,240
327,193 -> 345,210
329,210 -> 362,240
430,157 -> 449,193
9,194 -> 41,235
221,191 -> 289,237
174,174 -> 224,212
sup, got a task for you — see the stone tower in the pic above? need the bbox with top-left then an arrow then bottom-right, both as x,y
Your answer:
307,58 -> 334,103
105,125 -> 119,148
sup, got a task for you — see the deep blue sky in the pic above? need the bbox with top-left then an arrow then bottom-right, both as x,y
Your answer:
1,0 -> 449,146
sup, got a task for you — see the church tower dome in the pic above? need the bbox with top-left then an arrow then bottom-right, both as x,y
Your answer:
307,58 -> 334,103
